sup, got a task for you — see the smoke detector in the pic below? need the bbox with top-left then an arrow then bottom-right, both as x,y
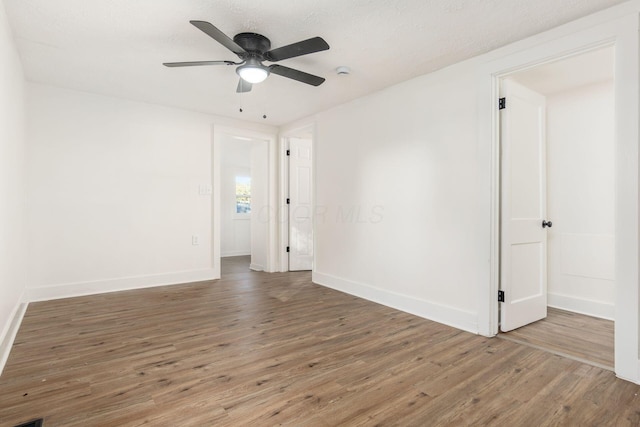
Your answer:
336,66 -> 351,75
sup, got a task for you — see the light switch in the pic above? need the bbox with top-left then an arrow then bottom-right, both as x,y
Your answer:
198,184 -> 212,195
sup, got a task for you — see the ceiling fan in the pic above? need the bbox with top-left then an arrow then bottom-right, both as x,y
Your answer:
163,21 -> 330,93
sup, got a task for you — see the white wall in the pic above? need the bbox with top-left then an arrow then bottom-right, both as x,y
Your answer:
309,6 -> 638,343
26,84 -> 277,300
220,138 -> 251,257
305,5 -> 640,388
546,81 -> 615,319
313,65 -> 483,332
0,2 -> 27,371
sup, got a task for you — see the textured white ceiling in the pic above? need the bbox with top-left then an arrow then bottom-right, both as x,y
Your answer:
3,0 -> 627,125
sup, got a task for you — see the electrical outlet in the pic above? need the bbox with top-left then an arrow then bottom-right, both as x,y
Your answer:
192,235 -> 200,245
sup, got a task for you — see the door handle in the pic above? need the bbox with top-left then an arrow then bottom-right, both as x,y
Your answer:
542,220 -> 553,228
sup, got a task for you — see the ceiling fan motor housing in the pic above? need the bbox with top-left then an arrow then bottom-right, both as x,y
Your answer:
233,33 -> 271,58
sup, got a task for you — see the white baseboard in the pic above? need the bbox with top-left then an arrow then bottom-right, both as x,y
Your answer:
221,251 -> 251,257
0,300 -> 28,376
250,263 -> 264,271
548,292 -> 614,320
24,268 -> 218,302
615,361 -> 640,385
312,271 -> 478,334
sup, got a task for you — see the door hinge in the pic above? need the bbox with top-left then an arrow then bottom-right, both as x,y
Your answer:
286,246 -> 290,253
498,290 -> 505,302
286,149 -> 290,156
286,198 -> 290,204
499,97 -> 506,110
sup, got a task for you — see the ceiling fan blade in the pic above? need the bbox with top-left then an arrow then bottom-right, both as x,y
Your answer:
190,20 -> 246,55
163,60 -> 237,67
266,37 -> 329,62
237,79 -> 252,93
269,65 -> 325,86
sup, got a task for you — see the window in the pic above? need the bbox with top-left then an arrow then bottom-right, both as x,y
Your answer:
235,176 -> 251,214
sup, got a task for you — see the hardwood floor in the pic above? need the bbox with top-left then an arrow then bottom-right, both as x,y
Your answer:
1,257 -> 639,426
499,307 -> 614,371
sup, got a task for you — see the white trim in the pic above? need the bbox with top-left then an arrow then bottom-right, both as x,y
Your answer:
0,300 -> 27,376
611,12 -> 640,384
249,263 -> 265,271
313,272 -> 478,334
479,12 -> 640,383
211,124 -> 221,280
547,293 -> 615,320
221,250 -> 251,257
617,361 -> 640,385
279,135 -> 290,272
24,269 -> 217,302
0,291 -> 24,351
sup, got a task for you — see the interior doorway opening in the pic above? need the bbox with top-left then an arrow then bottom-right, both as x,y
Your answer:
212,125 -> 278,278
497,46 -> 615,369
219,134 -> 270,271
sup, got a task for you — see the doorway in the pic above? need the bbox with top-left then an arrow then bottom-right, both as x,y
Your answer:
212,125 -> 279,278
497,47 -> 615,368
479,13 -> 639,383
219,134 -> 269,271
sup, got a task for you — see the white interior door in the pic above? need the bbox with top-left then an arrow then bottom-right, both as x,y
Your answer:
288,138 -> 313,271
500,79 -> 548,332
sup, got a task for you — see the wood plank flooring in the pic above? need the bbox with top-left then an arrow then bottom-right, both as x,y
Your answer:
1,256 -> 639,426
500,307 -> 614,371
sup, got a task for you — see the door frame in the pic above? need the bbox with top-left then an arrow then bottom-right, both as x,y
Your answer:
478,13 -> 639,383
212,125 -> 279,277
279,122 -> 316,272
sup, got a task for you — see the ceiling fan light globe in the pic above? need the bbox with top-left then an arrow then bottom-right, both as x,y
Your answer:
237,65 -> 269,84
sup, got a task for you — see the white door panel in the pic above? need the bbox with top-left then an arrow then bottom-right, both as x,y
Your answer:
500,79 -> 548,332
289,138 -> 313,271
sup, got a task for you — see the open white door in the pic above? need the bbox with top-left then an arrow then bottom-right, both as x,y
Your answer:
500,79 -> 548,332
288,138 -> 313,271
